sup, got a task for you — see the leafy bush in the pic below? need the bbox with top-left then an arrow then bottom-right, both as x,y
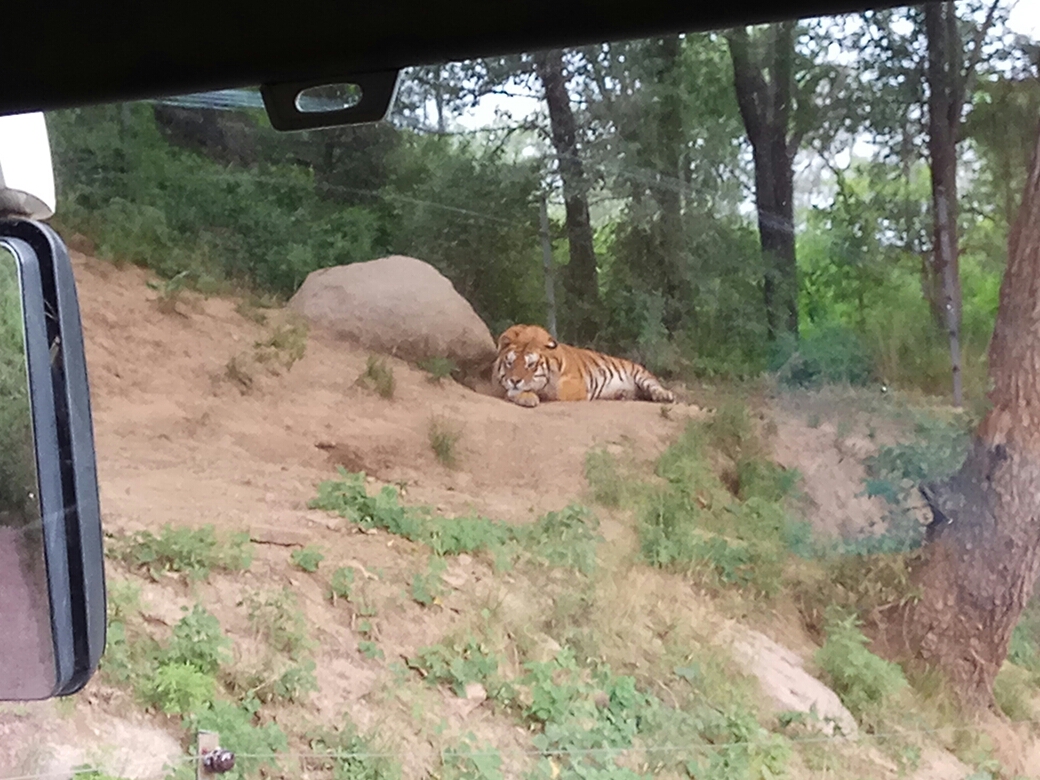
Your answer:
523,504 -> 602,575
140,662 -> 217,715
408,636 -> 504,698
327,565 -> 356,603
291,545 -> 325,573
815,611 -> 907,724
110,524 -> 253,581
771,324 -> 874,388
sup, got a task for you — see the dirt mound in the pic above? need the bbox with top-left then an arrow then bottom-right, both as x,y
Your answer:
288,255 -> 498,375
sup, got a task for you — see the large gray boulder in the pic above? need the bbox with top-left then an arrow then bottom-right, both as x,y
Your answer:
289,256 -> 498,376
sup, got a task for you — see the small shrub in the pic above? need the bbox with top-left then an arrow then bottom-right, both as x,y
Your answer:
357,355 -> 395,398
417,356 -> 457,383
146,269 -> 190,315
411,556 -> 448,606
272,658 -> 319,703
408,637 -> 503,698
254,321 -> 308,371
429,417 -> 463,468
522,504 -> 602,575
307,723 -> 400,780
291,545 -> 325,573
359,640 -> 385,660
139,662 -> 216,715
771,324 -> 874,388
244,588 -> 310,659
327,566 -> 356,603
815,610 -> 907,723
180,700 -> 290,779
162,604 -> 231,675
111,524 -> 252,581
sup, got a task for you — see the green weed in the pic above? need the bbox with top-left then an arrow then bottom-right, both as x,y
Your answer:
254,320 -> 308,371
522,504 -> 602,576
357,355 -> 396,399
441,735 -> 504,780
291,545 -> 325,573
109,524 -> 252,581
139,662 -> 216,715
417,356 -> 457,383
244,588 -> 310,659
327,565 -> 356,603
815,610 -> 907,725
429,416 -> 463,468
408,636 -> 504,699
411,556 -> 448,607
307,723 -> 400,780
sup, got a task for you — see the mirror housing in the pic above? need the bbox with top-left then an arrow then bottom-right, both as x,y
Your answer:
0,111 -> 105,700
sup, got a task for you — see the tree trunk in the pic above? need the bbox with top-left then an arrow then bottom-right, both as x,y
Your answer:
924,1 -> 965,407
534,48 -> 599,344
650,35 -> 686,333
727,24 -> 799,340
889,121 -> 1040,711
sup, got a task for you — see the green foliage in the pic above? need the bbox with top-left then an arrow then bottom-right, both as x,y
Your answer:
309,468 -> 515,557
308,724 -> 401,780
254,321 -> 308,370
417,356 -> 457,383
328,565 -> 356,603
140,661 -> 217,715
357,355 -> 396,399
408,636 -> 504,698
171,700 -> 289,780
244,588 -> 310,659
523,504 -> 602,576
584,448 -> 624,507
815,610 -> 907,725
639,418 -> 801,597
411,555 -> 448,606
0,251 -> 37,522
110,524 -> 253,581
441,735 -> 504,780
429,417 -> 463,467
162,604 -> 231,675
291,545 -> 325,573
862,411 -> 971,552
771,324 -> 874,388
50,104 -> 383,297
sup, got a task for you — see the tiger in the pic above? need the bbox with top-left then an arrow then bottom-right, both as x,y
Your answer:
493,324 -> 676,408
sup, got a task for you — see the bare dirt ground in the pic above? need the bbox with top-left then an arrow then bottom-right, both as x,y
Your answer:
2,250 -> 1029,779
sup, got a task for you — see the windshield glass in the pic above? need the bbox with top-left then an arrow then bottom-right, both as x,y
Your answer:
10,3 -> 1040,776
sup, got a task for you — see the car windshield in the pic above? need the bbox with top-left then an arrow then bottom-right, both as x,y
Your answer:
8,3 -> 1040,777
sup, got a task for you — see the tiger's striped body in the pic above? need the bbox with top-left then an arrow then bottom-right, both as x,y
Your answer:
493,324 -> 675,408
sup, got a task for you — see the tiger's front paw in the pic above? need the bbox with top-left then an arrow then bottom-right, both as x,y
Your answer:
509,391 -> 540,408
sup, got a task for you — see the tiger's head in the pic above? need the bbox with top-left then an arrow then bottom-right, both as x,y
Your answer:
494,324 -> 558,398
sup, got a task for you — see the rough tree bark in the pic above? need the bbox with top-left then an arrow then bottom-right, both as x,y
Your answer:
890,120 -> 1040,711
533,48 -> 599,344
726,23 -> 799,340
923,0 -> 1001,407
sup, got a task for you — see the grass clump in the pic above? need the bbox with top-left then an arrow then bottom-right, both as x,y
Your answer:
244,587 -> 311,659
327,565 -> 356,603
417,356 -> 457,383
309,468 -> 515,558
429,416 -> 463,468
254,320 -> 308,371
109,524 -> 253,581
357,355 -> 396,399
815,610 -> 907,726
307,723 -> 400,780
522,504 -> 602,576
291,545 -> 325,573
408,636 -> 508,699
411,556 -> 448,607
639,414 -> 802,597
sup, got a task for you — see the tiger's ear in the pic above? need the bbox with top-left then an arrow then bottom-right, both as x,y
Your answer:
497,331 -> 514,351
546,339 -> 557,349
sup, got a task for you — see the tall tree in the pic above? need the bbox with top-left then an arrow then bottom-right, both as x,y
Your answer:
922,0 -> 1000,407
885,118 -> 1040,710
533,48 -> 600,343
726,23 -> 802,340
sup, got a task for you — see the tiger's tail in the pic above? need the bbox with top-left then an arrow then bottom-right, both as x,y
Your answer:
635,366 -> 676,403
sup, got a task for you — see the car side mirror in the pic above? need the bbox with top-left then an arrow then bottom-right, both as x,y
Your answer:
0,112 -> 105,700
